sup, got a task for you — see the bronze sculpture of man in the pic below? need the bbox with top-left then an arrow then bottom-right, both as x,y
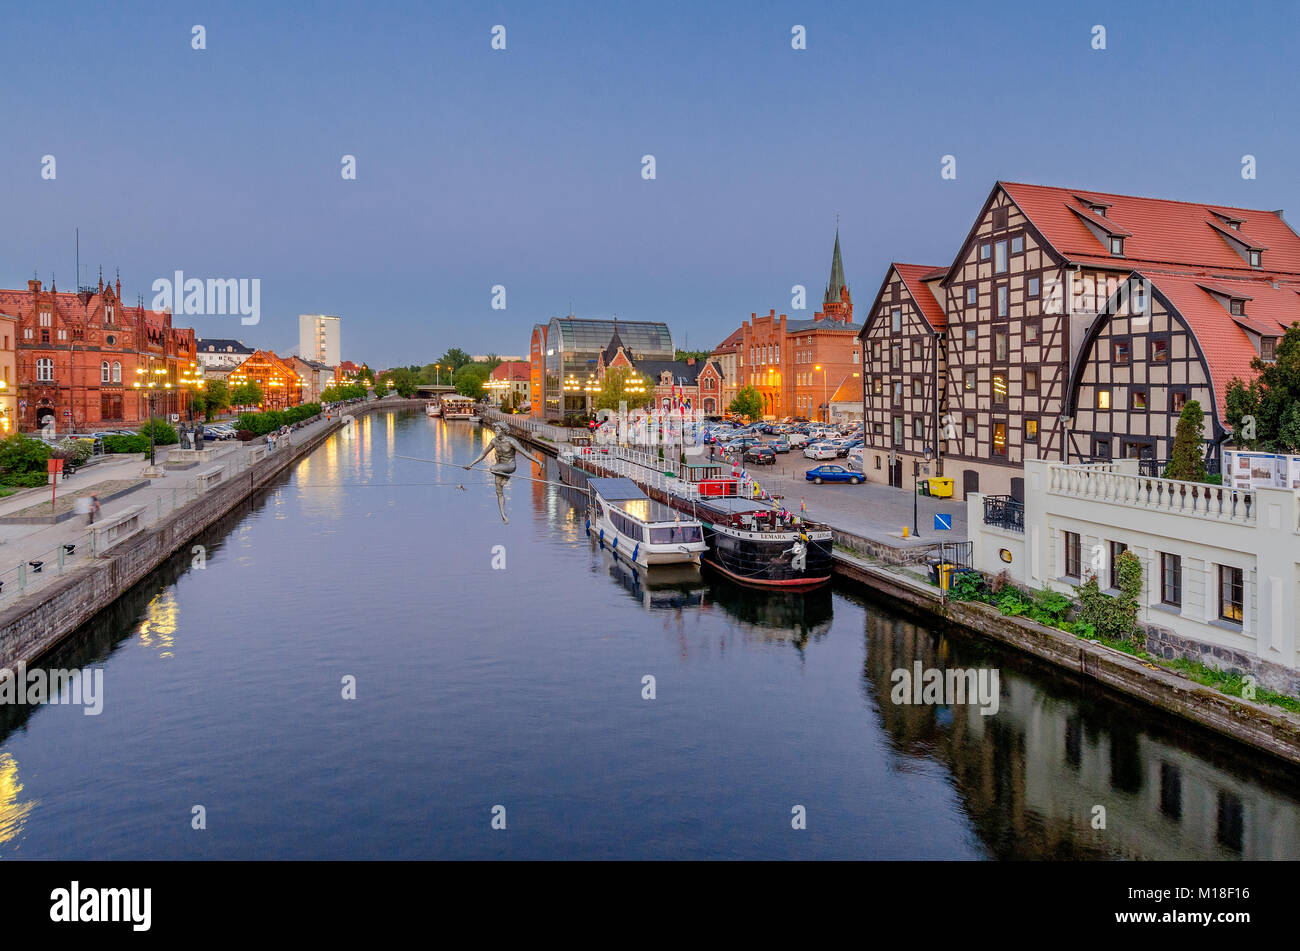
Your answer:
464,423 -> 544,523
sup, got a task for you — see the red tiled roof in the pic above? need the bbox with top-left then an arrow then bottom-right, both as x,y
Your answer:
893,263 -> 948,330
712,326 -> 744,353
490,360 -> 530,381
1140,271 -> 1300,420
829,377 -> 860,403
1002,182 -> 1300,276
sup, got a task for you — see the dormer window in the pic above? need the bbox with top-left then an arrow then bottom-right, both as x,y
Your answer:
1109,236 -> 1125,255
1230,299 -> 1245,316
1090,204 -> 1107,218
105,305 -> 114,325
1250,250 -> 1262,267
1262,337 -> 1277,361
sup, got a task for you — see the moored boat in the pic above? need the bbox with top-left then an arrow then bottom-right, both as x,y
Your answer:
587,477 -> 707,568
426,400 -> 442,417
694,497 -> 834,588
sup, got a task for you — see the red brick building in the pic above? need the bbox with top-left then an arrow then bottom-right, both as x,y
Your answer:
0,276 -> 197,432
229,350 -> 303,410
729,230 -> 862,420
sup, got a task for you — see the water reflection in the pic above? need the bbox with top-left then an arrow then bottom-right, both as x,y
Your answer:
135,589 -> 179,659
0,753 -> 36,847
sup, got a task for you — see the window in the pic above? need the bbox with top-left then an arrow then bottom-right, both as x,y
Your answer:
992,421 -> 1007,455
1025,418 -> 1038,442
994,331 -> 1008,361
893,416 -> 904,445
1024,320 -> 1040,345
1094,438 -> 1111,459
891,345 -> 901,369
112,361 -> 121,383
1230,299 -> 1244,316
1064,531 -> 1081,579
992,374 -> 1007,404
873,341 -> 881,361
105,305 -> 114,325
965,370 -> 976,391
1171,390 -> 1188,412
1110,236 -> 1125,255
873,423 -> 883,435
872,377 -> 882,395
105,333 -> 115,346
1131,389 -> 1148,410
37,358 -> 53,382
893,381 -> 902,405
1097,389 -> 1111,410
1151,338 -> 1168,363
912,339 -> 923,359
101,361 -> 110,383
892,309 -> 902,333
1219,565 -> 1244,623
965,327 -> 976,347
1249,250 -> 1262,267
1161,553 -> 1182,607
1108,541 -> 1128,590
874,455 -> 882,469
1113,340 -> 1130,364
1025,368 -> 1039,392
965,416 -> 976,437
1262,337 -> 1277,361
996,285 -> 1008,317
40,329 -> 49,343
913,417 -> 923,438
911,378 -> 922,398
1011,235 -> 1024,254
39,311 -> 51,327
1027,275 -> 1040,298
994,240 -> 1008,273
966,286 -> 977,306
100,392 -> 123,419
980,242 -> 991,260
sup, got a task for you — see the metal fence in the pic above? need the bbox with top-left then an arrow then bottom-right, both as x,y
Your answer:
982,494 -> 1024,533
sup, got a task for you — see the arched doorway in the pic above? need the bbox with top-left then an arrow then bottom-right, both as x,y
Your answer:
35,407 -> 55,431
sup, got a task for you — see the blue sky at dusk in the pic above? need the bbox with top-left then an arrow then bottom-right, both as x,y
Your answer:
3,0 -> 1298,366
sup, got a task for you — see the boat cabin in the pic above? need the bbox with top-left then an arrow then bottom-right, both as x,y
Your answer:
588,477 -> 704,544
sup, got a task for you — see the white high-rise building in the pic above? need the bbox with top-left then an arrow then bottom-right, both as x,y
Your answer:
298,314 -> 341,366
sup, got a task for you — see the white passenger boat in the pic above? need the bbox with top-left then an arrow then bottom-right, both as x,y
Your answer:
587,477 -> 707,568
441,395 -> 475,420
426,400 -> 442,417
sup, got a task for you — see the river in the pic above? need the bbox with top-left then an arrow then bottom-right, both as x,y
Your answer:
1,408 -> 1297,860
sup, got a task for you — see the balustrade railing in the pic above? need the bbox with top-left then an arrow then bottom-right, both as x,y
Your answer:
982,495 -> 1024,533
1047,464 -> 1255,523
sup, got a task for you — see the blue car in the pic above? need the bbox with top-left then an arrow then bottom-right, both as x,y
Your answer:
805,464 -> 862,485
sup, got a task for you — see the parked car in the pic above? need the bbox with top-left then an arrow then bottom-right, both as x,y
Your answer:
769,437 -> 790,453
806,464 -> 862,485
803,444 -> 838,460
836,438 -> 863,458
785,432 -> 810,448
743,446 -> 776,465
847,447 -> 864,471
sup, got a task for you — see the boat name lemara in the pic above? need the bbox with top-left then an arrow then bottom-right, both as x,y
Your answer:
890,662 -> 1000,716
50,881 -> 152,931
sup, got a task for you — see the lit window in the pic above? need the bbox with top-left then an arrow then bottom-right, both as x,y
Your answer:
1097,390 -> 1111,410
992,422 -> 1007,455
1151,339 -> 1168,363
965,370 -> 976,391
1131,389 -> 1148,410
1025,418 -> 1038,442
1219,565 -> 1244,622
992,374 -> 1007,404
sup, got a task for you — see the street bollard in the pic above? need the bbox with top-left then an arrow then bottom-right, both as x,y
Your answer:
18,563 -> 25,594
58,547 -> 64,573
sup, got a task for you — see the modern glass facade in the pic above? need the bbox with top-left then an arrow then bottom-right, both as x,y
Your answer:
544,318 -> 673,417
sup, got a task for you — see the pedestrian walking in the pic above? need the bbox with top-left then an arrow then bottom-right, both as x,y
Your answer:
86,494 -> 101,526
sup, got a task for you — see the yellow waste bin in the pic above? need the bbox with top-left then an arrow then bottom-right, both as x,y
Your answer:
927,477 -> 954,498
937,563 -> 956,591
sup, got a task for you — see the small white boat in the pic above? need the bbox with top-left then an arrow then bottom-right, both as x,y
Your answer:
426,400 -> 441,417
587,477 -> 707,568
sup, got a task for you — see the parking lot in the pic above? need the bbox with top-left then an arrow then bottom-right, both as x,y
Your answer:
706,428 -> 968,549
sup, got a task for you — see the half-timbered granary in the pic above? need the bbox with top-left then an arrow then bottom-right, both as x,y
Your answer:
858,181 -> 1300,499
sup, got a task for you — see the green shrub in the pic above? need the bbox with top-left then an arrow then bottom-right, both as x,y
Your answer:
138,418 -> 180,445
1028,589 -> 1073,626
103,434 -> 152,454
948,571 -> 987,602
0,433 -> 50,475
58,437 -> 95,465
1075,550 -> 1144,641
0,470 -> 50,488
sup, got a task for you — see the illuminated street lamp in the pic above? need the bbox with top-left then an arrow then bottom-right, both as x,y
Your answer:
814,364 -> 828,423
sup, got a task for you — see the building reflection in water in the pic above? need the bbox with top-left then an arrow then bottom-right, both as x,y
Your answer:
136,588 -> 180,659
860,605 -> 1300,859
0,752 -> 37,847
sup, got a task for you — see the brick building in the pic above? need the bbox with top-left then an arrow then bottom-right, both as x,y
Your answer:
728,230 -> 862,420
0,276 -> 196,433
229,350 -> 303,410
596,325 -> 723,415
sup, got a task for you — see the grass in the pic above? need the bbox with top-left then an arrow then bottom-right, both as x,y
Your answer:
0,487 -> 17,498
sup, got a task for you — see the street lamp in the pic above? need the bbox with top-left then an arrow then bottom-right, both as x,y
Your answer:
133,366 -> 172,467
913,445 -> 933,538
435,364 -> 441,386
814,364 -> 828,423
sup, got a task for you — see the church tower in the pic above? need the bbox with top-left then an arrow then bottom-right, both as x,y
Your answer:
820,227 -> 852,324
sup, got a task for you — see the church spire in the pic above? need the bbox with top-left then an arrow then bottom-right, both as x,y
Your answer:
824,226 -> 847,306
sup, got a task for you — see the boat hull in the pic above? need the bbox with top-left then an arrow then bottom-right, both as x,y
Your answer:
702,524 -> 834,588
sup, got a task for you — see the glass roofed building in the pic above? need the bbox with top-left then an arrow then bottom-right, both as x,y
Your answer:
544,317 -> 673,417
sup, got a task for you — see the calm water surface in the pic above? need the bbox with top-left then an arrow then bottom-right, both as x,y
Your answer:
1,409 -> 1297,860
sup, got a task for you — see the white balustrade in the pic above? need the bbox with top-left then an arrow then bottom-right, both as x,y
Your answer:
1047,464 -> 1256,524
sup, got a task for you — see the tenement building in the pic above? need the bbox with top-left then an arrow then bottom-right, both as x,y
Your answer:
859,181 -> 1300,499
0,276 -> 196,432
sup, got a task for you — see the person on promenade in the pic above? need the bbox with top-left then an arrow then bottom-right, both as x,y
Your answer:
88,494 -> 101,526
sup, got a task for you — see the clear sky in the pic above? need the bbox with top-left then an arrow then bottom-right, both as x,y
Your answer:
4,0 -> 1297,367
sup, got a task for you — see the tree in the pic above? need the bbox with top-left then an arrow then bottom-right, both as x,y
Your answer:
383,367 -> 419,398
1164,400 -> 1208,482
356,364 -> 376,386
594,366 -> 651,412
454,363 -> 490,399
186,387 -> 208,421
675,349 -> 710,362
1224,322 -> 1300,451
230,381 -> 264,408
438,348 -> 472,372
728,385 -> 764,421
204,380 -> 231,420
481,353 -> 503,372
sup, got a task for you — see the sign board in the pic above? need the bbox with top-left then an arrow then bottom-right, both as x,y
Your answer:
63,410 -> 71,417
47,458 -> 64,473
19,400 -> 26,409
170,414 -> 180,422
934,513 -> 952,531
1222,450 -> 1300,490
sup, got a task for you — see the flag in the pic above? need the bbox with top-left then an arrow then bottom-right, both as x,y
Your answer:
800,497 -> 806,514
